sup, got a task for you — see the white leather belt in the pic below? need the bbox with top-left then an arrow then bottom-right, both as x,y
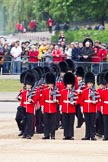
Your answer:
45,100 -> 56,103
104,101 -> 108,104
24,101 -> 31,104
84,100 -> 93,103
63,100 -> 70,103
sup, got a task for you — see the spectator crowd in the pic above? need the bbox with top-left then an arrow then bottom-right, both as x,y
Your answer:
0,32 -> 108,75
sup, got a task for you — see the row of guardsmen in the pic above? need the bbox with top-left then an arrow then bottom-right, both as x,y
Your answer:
15,59 -> 108,140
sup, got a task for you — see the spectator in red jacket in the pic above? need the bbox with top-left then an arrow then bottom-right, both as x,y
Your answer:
92,40 -> 101,74
52,45 -> 63,63
29,20 -> 37,32
29,45 -> 38,69
99,44 -> 107,71
47,18 -> 53,33
15,22 -> 21,33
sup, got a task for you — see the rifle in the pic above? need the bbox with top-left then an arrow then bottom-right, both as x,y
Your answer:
50,86 -> 61,101
27,81 -> 38,100
77,80 -> 85,94
89,85 -> 99,103
68,86 -> 77,105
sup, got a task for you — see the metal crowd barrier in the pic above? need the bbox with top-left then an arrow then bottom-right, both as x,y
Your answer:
0,55 -> 108,75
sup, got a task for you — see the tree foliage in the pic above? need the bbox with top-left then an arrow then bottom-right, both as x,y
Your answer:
0,0 -> 108,33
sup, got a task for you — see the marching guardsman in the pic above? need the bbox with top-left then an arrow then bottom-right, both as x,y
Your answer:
101,71 -> 108,140
41,72 -> 59,139
57,61 -> 68,128
57,61 -> 68,92
60,72 -> 78,140
34,67 -> 44,134
95,72 -> 106,137
36,66 -> 50,133
65,59 -> 78,90
75,66 -> 85,128
50,63 -> 61,130
15,71 -> 27,136
81,72 -> 100,140
21,70 -> 39,139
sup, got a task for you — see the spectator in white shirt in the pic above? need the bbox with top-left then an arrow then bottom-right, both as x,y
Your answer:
10,41 -> 22,74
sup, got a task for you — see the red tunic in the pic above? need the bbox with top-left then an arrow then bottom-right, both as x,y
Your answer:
59,89 -> 78,113
40,87 -> 58,113
96,88 -> 103,112
17,88 -> 26,107
77,83 -> 86,105
81,88 -> 99,113
21,89 -> 39,114
56,81 -> 65,93
101,88 -> 108,114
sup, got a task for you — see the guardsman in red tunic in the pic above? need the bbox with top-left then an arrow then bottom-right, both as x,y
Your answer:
60,72 -> 78,140
57,61 -> 68,128
33,67 -> 44,134
15,71 -> 27,136
65,59 -> 78,90
101,71 -> 108,140
81,72 -> 100,140
35,66 -> 50,133
75,66 -> 85,128
21,70 -> 39,139
57,61 -> 68,92
95,72 -> 106,137
41,72 -> 58,139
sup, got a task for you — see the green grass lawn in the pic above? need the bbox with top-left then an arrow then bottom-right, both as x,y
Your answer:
0,79 -> 21,92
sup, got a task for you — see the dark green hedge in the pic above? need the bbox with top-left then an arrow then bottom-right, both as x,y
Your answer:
51,30 -> 108,44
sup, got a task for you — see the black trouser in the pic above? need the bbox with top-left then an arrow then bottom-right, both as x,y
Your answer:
62,113 -> 75,138
24,112 -> 34,136
103,114 -> 108,139
55,105 -> 61,129
36,108 -> 44,133
48,26 -> 52,33
84,113 -> 96,138
76,104 -> 84,126
95,111 -> 104,135
15,106 -> 26,132
44,112 -> 56,138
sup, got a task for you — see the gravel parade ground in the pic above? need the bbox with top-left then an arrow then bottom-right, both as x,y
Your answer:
0,102 -> 108,162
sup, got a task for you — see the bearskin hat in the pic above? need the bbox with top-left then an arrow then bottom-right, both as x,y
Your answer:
65,59 -> 75,72
24,70 -> 37,86
43,66 -> 50,74
97,73 -> 101,85
20,71 -> 27,84
45,72 -> 56,85
58,61 -> 68,73
63,72 -> 75,87
34,67 -> 43,80
75,66 -> 84,78
50,63 -> 60,79
85,72 -> 95,84
104,71 -> 108,84
99,72 -> 107,85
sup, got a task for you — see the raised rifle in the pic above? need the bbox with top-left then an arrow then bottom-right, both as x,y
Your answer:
77,80 -> 85,94
50,86 -> 61,101
89,85 -> 99,102
27,81 -> 38,100
68,86 -> 77,105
